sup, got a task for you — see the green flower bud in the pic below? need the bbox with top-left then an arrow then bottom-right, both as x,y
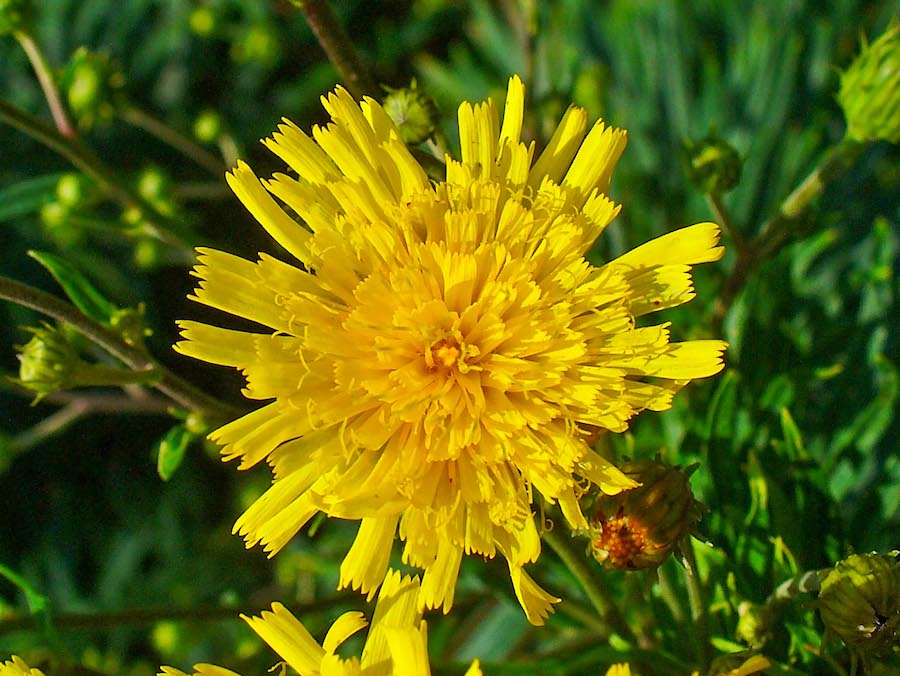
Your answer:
188,5 -> 219,38
15,323 -> 87,400
0,0 -> 30,36
230,23 -> 281,67
109,305 -> 152,349
133,237 -> 162,270
817,551 -> 900,657
587,459 -> 702,570
55,173 -> 93,208
838,23 -> 900,144
684,134 -> 743,195
39,201 -> 82,247
60,47 -> 126,130
382,82 -> 440,145
193,109 -> 223,144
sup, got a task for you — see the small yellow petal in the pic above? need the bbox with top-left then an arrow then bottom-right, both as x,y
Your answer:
322,611 -> 368,655
529,106 -> 589,185
339,515 -> 400,601
226,162 -> 312,262
242,602 -> 325,674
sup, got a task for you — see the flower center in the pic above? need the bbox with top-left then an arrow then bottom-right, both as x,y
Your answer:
426,336 -> 462,372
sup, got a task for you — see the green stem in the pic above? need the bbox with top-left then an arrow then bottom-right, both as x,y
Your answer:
291,0 -> 378,99
714,139 -> 869,322
0,275 -> 239,423
680,539 -> 711,671
705,192 -> 745,250
122,105 -> 226,176
14,30 -> 76,138
0,96 -> 190,252
541,523 -> 637,644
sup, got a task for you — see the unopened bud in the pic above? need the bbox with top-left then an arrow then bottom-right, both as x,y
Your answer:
817,551 -> 900,657
0,0 -> 30,36
382,82 -> 439,145
838,23 -> 900,144
60,47 -> 126,130
684,134 -> 743,195
15,323 -> 85,400
587,459 -> 702,570
188,5 -> 219,38
193,109 -> 223,144
230,23 -> 280,67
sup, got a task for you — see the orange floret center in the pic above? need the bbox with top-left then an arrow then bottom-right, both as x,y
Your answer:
592,509 -> 652,568
425,336 -> 463,371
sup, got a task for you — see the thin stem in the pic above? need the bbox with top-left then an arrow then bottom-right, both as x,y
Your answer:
541,523 -> 637,644
714,139 -> 869,322
292,0 -> 378,99
0,96 -> 191,252
14,30 -> 76,138
705,192 -> 745,250
0,275 -> 239,423
122,105 -> 226,177
680,539 -> 711,671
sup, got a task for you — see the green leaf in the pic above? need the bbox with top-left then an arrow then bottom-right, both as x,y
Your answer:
0,174 -> 62,223
155,425 -> 196,481
28,250 -> 120,324
778,408 -> 808,461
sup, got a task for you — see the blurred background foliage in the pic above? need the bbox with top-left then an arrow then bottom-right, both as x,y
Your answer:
0,0 -> 897,674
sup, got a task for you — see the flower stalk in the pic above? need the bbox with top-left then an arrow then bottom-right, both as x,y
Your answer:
290,0 -> 378,99
13,30 -> 76,137
541,523 -> 637,644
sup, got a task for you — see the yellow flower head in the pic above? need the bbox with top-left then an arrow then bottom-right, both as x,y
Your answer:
175,75 -> 727,624
159,570 -> 483,676
0,657 -> 45,676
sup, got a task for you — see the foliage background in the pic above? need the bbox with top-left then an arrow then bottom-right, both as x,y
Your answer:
0,0 -> 897,674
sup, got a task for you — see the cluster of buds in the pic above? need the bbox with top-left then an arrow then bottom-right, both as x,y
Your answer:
817,551 -> 899,658
586,458 -> 702,571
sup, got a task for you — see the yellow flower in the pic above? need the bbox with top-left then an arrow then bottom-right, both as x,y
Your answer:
0,657 -> 45,676
159,570 -> 483,676
175,75 -> 727,624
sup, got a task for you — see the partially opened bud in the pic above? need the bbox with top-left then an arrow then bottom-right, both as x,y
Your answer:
817,551 -> 900,657
838,23 -> 900,144
587,459 -> 702,570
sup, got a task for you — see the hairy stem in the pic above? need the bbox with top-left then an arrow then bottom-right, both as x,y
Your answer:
541,523 -> 638,644
14,30 -> 76,138
292,0 -> 378,99
0,275 -> 238,423
681,539 -> 711,671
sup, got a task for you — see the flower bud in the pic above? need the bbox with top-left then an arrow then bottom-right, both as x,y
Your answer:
55,173 -> 95,208
188,5 -> 219,38
838,23 -> 900,144
15,323 -> 85,401
382,82 -> 439,145
193,109 -> 223,144
230,23 -> 281,67
587,459 -> 702,570
684,134 -> 743,195
59,47 -> 126,130
0,0 -> 30,36
817,551 -> 900,657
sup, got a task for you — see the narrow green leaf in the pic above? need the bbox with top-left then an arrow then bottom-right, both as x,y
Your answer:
28,250 -> 120,324
0,174 -> 62,223
155,425 -> 196,481
778,408 -> 808,461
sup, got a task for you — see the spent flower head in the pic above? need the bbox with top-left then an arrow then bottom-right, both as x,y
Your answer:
817,550 -> 900,658
587,458 -> 703,570
176,76 -> 727,624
